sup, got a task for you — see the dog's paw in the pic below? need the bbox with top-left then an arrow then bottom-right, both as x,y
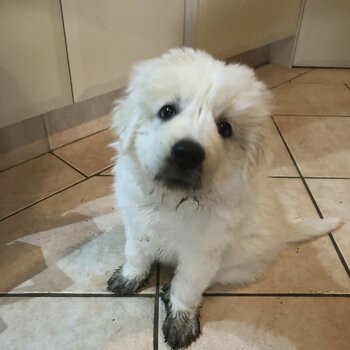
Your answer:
163,307 -> 201,350
107,266 -> 146,295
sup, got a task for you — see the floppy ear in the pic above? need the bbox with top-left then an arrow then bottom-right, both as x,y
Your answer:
243,120 -> 271,179
239,82 -> 274,180
111,96 -> 139,154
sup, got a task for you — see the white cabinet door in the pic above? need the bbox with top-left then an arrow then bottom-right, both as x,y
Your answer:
0,0 -> 72,128
186,0 -> 303,59
294,0 -> 350,67
61,0 -> 185,102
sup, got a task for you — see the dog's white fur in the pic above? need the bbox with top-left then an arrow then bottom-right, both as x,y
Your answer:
111,48 -> 342,316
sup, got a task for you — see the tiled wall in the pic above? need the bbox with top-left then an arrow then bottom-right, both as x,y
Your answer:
0,89 -> 121,171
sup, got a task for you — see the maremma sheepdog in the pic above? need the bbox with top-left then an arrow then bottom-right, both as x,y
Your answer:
107,48 -> 342,349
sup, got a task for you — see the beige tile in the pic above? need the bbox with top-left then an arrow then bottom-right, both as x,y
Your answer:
0,177 -> 155,293
0,115 -> 49,171
45,89 -> 119,149
291,67 -> 314,74
54,129 -> 116,176
267,122 -> 298,176
274,83 -> 350,115
293,68 -> 350,84
275,116 -> 350,177
255,63 -> 300,89
100,167 -> 113,176
0,297 -> 153,350
307,178 -> 350,268
159,297 -> 350,349
160,178 -> 350,293
0,154 -> 83,220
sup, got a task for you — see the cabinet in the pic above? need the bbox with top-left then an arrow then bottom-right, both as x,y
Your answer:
0,0 -> 72,128
185,0 -> 303,58
294,0 -> 350,67
61,0 -> 185,102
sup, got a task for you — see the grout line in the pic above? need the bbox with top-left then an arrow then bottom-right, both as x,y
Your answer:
153,264 -> 160,350
88,164 -> 114,178
59,0 -> 75,103
269,176 -> 350,180
94,165 -> 114,176
0,153 -> 48,174
52,127 -> 111,151
269,68 -> 316,90
0,178 -> 87,222
274,114 -> 350,118
269,176 -> 300,179
304,176 -> 350,180
272,117 -> 350,278
0,292 -> 155,298
50,151 -> 88,179
203,292 -> 350,298
1,291 -> 348,298
289,69 -> 316,82
0,127 -> 111,174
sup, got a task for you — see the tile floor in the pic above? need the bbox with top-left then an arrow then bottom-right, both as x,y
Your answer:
0,64 -> 350,349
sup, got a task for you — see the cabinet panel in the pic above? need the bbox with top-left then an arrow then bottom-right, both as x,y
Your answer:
187,0 -> 302,59
0,0 -> 72,128
62,0 -> 185,102
294,0 -> 350,67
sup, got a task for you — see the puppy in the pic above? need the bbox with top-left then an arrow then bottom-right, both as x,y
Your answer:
107,48 -> 342,349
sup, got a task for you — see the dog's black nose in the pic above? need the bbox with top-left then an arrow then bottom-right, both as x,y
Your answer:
171,139 -> 205,170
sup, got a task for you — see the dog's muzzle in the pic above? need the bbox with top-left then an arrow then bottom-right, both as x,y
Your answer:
156,139 -> 205,190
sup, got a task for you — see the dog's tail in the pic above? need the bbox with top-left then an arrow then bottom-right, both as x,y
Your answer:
287,217 -> 344,244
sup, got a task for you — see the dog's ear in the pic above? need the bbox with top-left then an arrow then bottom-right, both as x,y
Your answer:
111,96 -> 139,153
237,79 -> 274,180
243,121 -> 271,179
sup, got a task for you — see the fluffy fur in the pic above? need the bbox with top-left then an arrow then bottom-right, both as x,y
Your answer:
108,48 -> 342,349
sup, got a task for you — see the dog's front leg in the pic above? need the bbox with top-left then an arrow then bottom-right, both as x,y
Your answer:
107,237 -> 153,295
161,254 -> 220,349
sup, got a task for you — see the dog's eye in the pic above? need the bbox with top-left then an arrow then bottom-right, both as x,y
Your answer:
217,121 -> 233,138
158,104 -> 177,121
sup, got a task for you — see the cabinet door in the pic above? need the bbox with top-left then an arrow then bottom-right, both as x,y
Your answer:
0,0 -> 72,128
186,0 -> 302,59
294,0 -> 350,67
61,0 -> 185,102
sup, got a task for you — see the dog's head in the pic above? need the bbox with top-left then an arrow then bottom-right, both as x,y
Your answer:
112,48 -> 273,194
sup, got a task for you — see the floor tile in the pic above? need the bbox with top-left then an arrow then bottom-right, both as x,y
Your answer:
0,177 -> 156,293
291,67 -> 314,74
0,115 -> 49,171
275,116 -> 350,177
273,83 -> 350,115
45,89 -> 119,149
255,63 -> 300,89
53,129 -> 116,177
0,154 -> 84,220
160,178 -> 350,293
292,68 -> 350,84
306,178 -> 350,268
99,167 -> 113,176
158,296 -> 350,350
267,123 -> 298,176
0,297 -> 153,350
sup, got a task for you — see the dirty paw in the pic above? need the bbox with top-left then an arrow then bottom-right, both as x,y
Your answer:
107,266 -> 146,295
163,306 -> 200,349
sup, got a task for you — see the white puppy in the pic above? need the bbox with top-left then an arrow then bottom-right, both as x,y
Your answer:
107,48 -> 342,349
